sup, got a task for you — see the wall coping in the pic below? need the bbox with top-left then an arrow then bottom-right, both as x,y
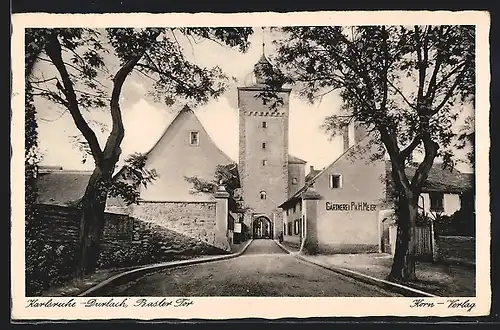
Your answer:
137,200 -> 217,204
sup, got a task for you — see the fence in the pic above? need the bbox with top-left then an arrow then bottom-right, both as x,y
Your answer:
386,223 -> 434,260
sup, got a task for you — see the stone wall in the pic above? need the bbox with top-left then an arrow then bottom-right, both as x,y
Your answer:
26,203 -> 228,296
131,201 -> 229,250
99,217 -> 227,269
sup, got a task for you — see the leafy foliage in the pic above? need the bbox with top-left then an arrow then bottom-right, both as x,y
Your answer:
270,25 -> 475,281
272,26 -> 475,168
457,116 -> 475,166
27,27 -> 253,275
25,240 -> 78,296
107,152 -> 158,206
185,163 -> 251,214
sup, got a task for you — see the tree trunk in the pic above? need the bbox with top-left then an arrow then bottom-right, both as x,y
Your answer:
77,164 -> 114,277
389,194 -> 419,282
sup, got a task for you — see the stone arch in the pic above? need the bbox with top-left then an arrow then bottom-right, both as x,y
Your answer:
252,215 -> 273,239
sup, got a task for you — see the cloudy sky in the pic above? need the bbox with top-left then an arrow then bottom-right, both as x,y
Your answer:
32,27 -> 473,174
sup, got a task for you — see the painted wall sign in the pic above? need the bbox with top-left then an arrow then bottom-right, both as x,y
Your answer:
326,201 -> 377,211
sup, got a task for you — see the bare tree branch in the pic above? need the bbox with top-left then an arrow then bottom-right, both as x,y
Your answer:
399,134 -> 422,161
102,30 -> 162,161
44,33 -> 104,165
433,59 -> 472,113
414,26 -> 427,104
387,78 -> 416,110
30,77 -> 60,84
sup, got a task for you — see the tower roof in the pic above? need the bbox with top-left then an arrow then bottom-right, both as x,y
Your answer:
288,154 -> 307,164
253,54 -> 274,85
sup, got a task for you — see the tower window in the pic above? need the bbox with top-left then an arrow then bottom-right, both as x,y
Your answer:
262,142 -> 266,149
262,160 -> 267,166
189,131 -> 200,146
329,174 -> 342,189
260,191 -> 267,200
292,177 -> 298,185
262,121 -> 267,128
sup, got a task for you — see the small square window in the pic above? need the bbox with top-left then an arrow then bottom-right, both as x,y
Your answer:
262,121 -> 267,128
292,177 -> 298,185
329,174 -> 342,189
189,131 -> 199,146
262,142 -> 266,149
262,160 -> 267,166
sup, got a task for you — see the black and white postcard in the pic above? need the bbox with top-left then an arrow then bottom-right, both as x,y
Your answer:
11,11 -> 491,320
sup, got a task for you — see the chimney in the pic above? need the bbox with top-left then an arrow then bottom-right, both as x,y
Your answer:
343,124 -> 350,152
343,121 -> 368,152
310,165 -> 314,172
354,122 -> 368,144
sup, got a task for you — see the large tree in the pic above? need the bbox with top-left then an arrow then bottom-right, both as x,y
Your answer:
269,25 -> 475,281
27,27 -> 253,276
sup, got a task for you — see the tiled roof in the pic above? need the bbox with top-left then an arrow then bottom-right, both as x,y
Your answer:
36,170 -> 92,206
279,134 -> 473,209
36,170 -> 128,208
288,154 -> 307,164
305,170 -> 321,182
385,161 -> 473,195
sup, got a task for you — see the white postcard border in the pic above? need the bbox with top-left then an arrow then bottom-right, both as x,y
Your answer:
11,11 -> 491,320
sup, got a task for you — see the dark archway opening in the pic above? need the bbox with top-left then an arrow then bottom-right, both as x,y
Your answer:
252,216 -> 273,239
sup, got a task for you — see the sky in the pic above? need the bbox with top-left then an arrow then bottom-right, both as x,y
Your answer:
33,27 -> 473,174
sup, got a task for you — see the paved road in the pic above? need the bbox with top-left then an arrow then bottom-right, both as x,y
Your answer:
100,240 -> 399,297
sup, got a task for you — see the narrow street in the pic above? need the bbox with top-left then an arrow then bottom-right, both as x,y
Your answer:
99,240 -> 400,297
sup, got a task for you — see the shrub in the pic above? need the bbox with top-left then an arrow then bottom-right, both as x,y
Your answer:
434,209 -> 475,237
25,239 -> 78,296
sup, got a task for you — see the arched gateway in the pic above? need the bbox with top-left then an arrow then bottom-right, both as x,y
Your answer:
252,216 -> 273,239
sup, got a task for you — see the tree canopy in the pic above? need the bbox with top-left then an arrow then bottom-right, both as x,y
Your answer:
271,26 -> 474,169
26,27 -> 254,274
185,163 -> 251,214
27,27 -> 254,205
268,25 -> 475,281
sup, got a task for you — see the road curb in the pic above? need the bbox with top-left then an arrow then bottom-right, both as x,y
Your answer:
78,239 -> 254,297
273,240 -> 438,298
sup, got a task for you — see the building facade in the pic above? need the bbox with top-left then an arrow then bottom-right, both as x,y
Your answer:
279,122 -> 473,255
280,127 -> 387,253
138,105 -> 234,202
238,54 -> 306,239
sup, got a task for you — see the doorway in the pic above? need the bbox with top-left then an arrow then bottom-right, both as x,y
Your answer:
252,216 -> 272,239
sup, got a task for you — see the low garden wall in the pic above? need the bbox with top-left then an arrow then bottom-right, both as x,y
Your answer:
25,203 -> 228,296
